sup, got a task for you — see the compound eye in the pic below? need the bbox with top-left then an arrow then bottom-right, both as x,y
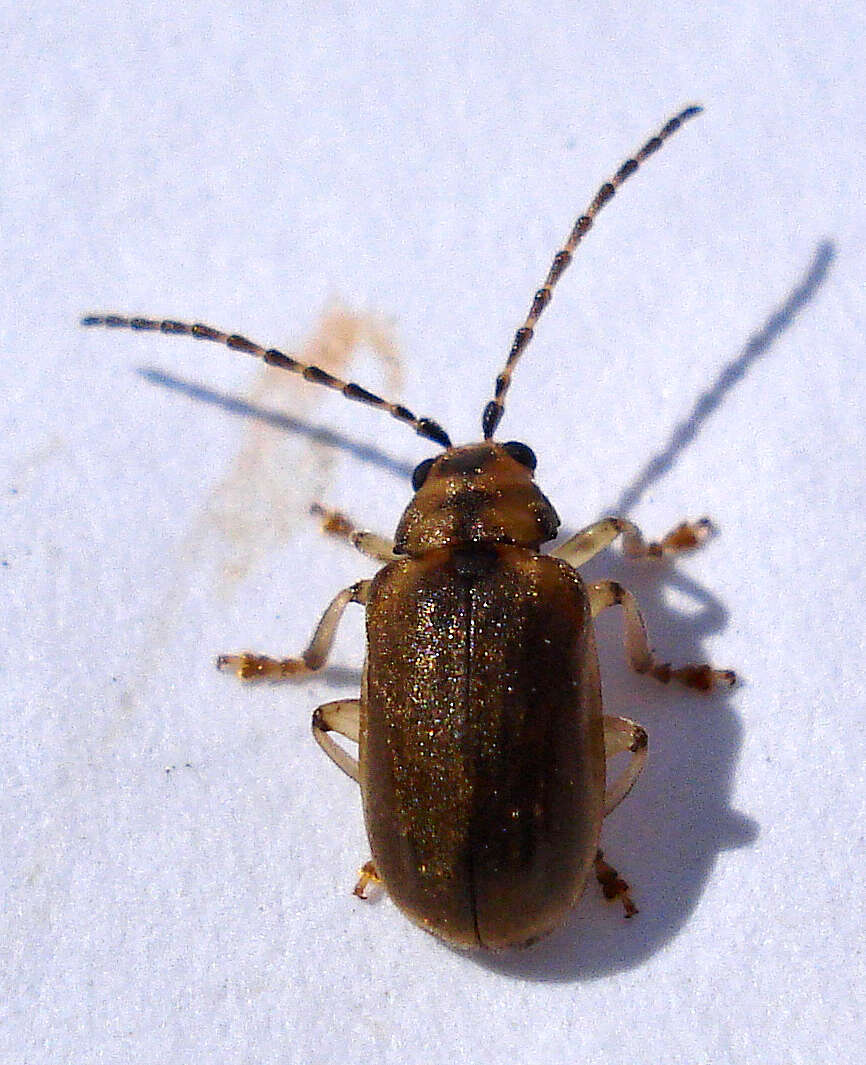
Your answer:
411,457 -> 436,491
503,440 -> 537,471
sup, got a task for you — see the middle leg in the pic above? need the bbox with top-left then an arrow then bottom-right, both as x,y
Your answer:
589,580 -> 737,691
217,579 -> 371,681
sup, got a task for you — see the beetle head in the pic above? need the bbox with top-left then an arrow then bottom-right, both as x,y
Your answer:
394,442 -> 560,555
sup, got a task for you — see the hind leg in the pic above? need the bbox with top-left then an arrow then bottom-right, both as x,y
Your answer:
594,850 -> 638,918
311,698 -> 381,897
312,698 -> 361,781
603,714 -> 648,816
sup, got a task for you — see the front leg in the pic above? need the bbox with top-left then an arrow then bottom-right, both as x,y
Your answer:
310,503 -> 399,562
553,515 -> 713,568
217,579 -> 371,680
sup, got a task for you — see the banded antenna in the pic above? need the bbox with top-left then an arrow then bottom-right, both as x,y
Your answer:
482,105 -> 703,440
80,315 -> 452,449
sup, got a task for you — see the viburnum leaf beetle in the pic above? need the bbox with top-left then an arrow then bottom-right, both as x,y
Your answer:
83,105 -> 736,950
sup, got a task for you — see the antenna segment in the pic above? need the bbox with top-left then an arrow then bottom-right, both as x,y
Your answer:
81,315 -> 452,449
482,105 -> 703,440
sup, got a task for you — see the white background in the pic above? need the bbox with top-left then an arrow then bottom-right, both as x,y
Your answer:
3,3 -> 864,1063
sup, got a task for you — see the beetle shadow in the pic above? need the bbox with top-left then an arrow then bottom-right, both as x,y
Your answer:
137,368 -> 415,481
472,240 -> 834,981
134,243 -> 833,980
471,558 -> 754,982
611,240 -> 834,516
311,665 -> 364,687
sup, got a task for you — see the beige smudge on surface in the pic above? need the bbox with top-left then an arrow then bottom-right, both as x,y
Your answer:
171,303 -> 404,595
107,304 -> 405,735
203,304 -> 404,591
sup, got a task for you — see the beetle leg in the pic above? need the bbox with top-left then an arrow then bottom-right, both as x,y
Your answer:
312,698 -> 361,781
594,850 -> 637,918
310,503 -> 399,562
588,580 -> 737,690
603,714 -> 648,815
553,515 -> 713,567
310,705 -> 384,899
216,579 -> 371,681
353,859 -> 382,899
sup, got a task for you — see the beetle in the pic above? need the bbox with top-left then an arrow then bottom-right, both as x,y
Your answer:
83,105 -> 735,950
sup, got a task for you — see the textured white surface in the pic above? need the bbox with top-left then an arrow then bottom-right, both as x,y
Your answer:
3,3 -> 865,1063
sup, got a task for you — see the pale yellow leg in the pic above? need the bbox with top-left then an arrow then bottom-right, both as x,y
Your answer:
603,714 -> 648,816
310,503 -> 398,562
311,699 -> 383,899
588,579 -> 736,691
217,579 -> 371,680
553,515 -> 713,568
312,698 -> 361,781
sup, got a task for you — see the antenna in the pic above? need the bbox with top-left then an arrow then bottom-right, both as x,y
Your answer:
482,105 -> 703,439
81,315 -> 452,449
